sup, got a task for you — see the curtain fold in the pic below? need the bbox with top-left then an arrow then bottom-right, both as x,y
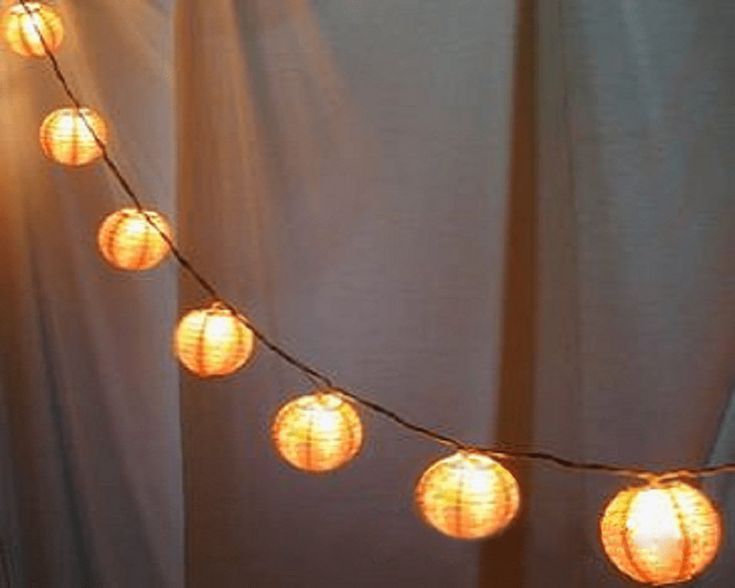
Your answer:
0,0 -> 733,587
0,1 -> 182,586
521,1 -> 735,586
176,1 -> 516,586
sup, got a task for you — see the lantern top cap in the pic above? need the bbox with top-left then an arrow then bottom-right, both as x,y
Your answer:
305,390 -> 349,409
445,450 -> 503,469
112,207 -> 148,217
49,106 -> 96,116
8,3 -> 44,15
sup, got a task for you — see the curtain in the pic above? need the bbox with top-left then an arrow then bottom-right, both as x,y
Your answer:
1,1 -> 733,587
0,1 -> 181,587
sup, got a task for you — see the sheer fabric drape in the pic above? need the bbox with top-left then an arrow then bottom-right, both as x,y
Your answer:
0,1 -> 180,586
1,1 -> 733,587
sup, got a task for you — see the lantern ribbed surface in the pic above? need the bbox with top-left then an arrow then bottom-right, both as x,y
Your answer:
174,303 -> 254,377
272,391 -> 363,473
97,208 -> 172,271
415,451 -> 520,540
600,482 -> 721,585
39,107 -> 107,166
2,2 -> 63,57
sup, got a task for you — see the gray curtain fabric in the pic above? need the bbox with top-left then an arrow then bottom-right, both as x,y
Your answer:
1,1 -> 734,587
0,1 -> 181,587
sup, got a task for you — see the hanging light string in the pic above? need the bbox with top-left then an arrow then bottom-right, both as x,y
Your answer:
18,0 -> 734,484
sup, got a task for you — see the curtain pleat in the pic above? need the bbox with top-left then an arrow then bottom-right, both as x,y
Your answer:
0,1 -> 182,586
0,1 -> 733,586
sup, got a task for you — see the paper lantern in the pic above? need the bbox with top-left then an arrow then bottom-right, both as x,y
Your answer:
600,481 -> 721,585
97,208 -> 172,271
174,302 -> 254,377
2,2 -> 63,57
272,391 -> 363,473
39,107 -> 107,166
415,451 -> 520,540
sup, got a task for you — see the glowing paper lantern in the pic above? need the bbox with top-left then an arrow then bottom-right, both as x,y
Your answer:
2,2 -> 63,57
415,451 -> 520,540
272,391 -> 363,473
600,481 -> 721,585
97,208 -> 172,271
174,302 -> 254,377
39,107 -> 107,166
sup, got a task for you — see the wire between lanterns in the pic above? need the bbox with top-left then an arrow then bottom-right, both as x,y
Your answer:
17,0 -> 735,485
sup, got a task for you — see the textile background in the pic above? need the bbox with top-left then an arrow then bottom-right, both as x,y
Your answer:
1,1 -> 733,586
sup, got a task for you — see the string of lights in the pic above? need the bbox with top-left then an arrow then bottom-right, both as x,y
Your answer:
16,0 -> 734,484
8,2 -> 734,584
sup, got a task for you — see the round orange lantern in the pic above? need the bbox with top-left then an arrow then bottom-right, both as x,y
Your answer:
39,107 -> 107,166
272,391 -> 363,473
415,451 -> 520,540
174,302 -> 254,377
2,2 -> 63,57
97,208 -> 172,271
600,481 -> 721,585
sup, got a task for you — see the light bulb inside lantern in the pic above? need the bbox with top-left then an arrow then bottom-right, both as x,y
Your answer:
600,481 -> 721,585
272,391 -> 363,473
2,2 -> 63,57
174,302 -> 255,377
39,107 -> 107,166
415,451 -> 520,540
98,208 -> 172,271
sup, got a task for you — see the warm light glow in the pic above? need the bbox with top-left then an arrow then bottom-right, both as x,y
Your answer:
272,391 -> 363,473
600,481 -> 721,585
174,302 -> 254,377
39,107 -> 107,166
415,451 -> 520,540
2,2 -> 63,57
97,208 -> 172,271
